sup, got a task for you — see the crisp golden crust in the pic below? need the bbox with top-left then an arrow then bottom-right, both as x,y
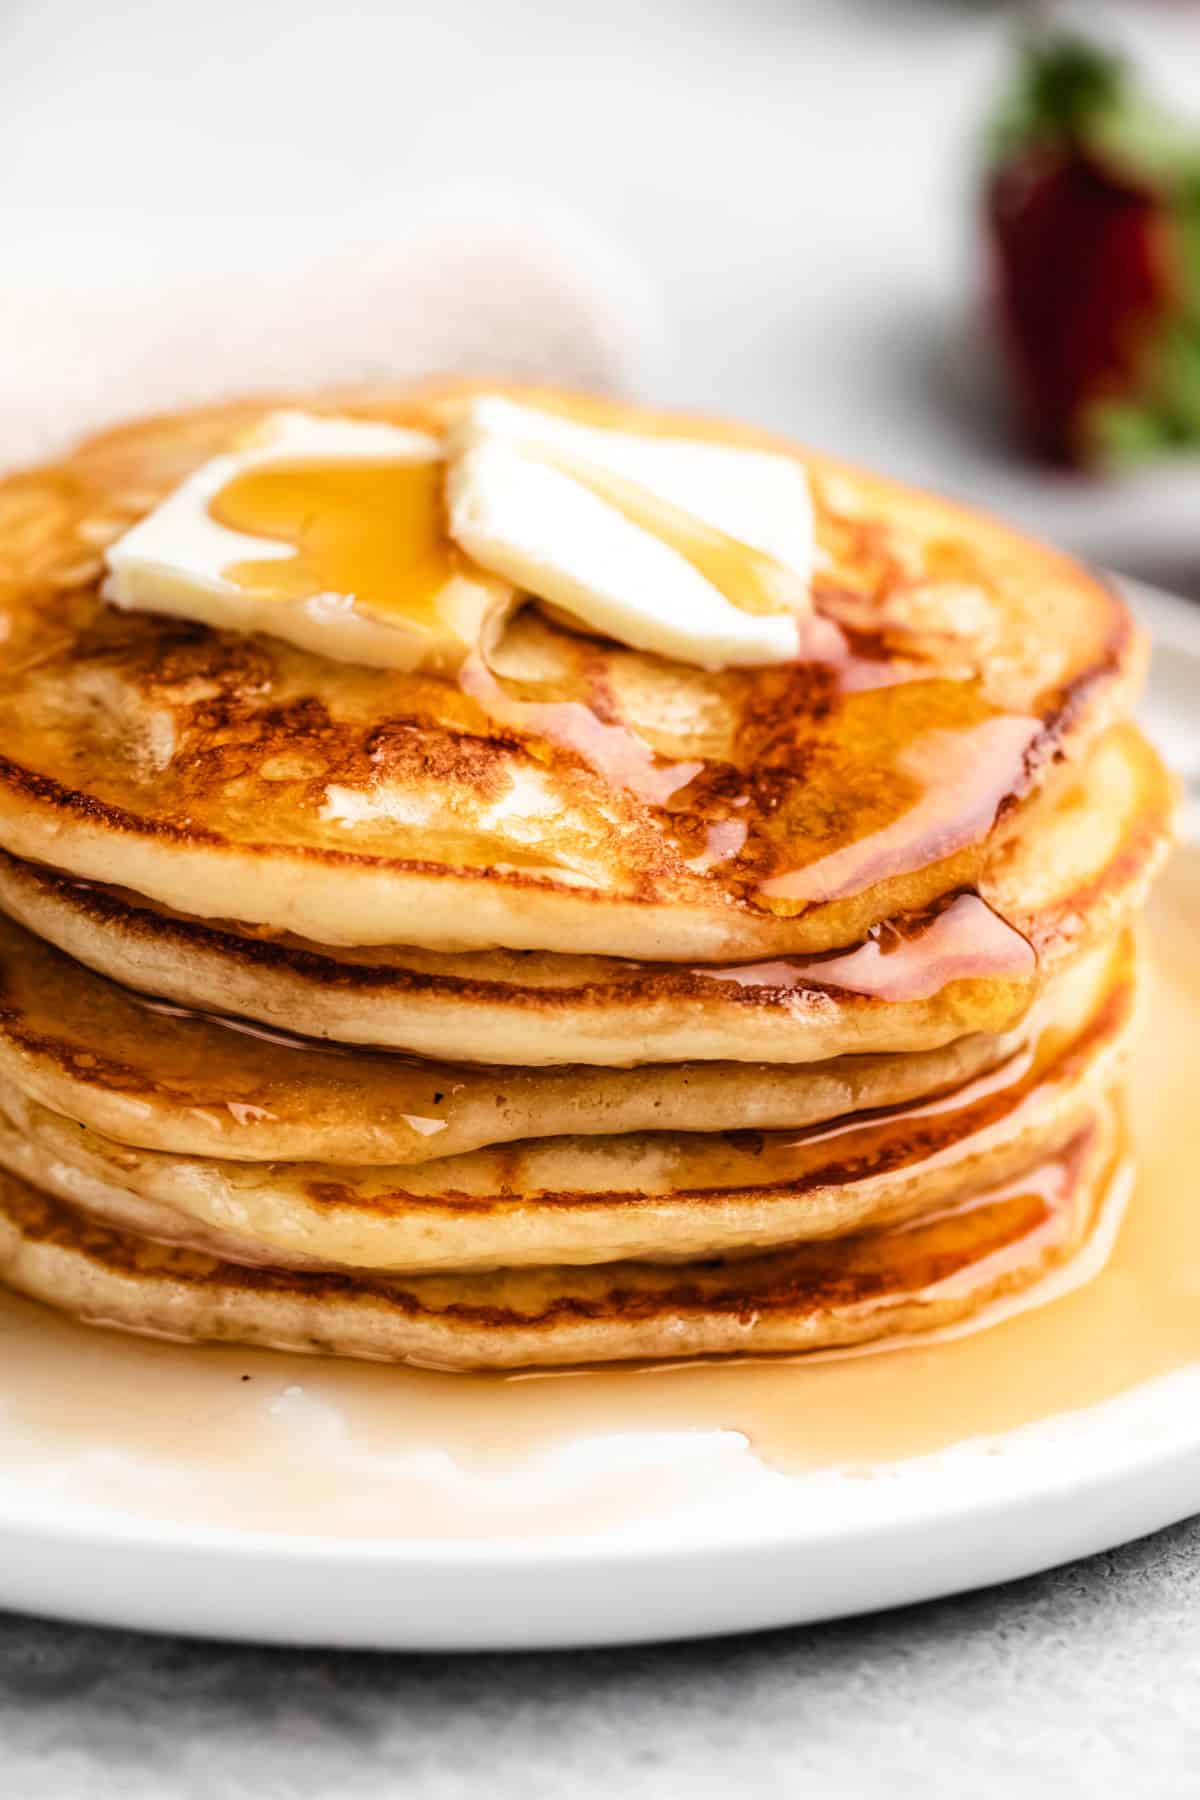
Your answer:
0,722 -> 1171,1065
0,383 -> 1143,958
0,938 -> 1132,1270
0,896 -> 1060,1165
0,1102 -> 1117,1367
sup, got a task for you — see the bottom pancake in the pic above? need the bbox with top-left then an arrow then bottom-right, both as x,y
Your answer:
0,1099 -> 1120,1369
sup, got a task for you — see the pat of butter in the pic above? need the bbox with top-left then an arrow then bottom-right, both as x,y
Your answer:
445,397 -> 814,668
104,412 -> 513,672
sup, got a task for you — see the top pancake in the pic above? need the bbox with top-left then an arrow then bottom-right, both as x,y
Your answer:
0,720 -> 1170,1067
0,383 -> 1142,959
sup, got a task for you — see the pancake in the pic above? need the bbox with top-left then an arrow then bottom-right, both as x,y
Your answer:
0,899 -> 1099,1166
0,384 -> 1143,961
0,380 -> 1165,1378
0,935 -> 1132,1270
0,1099 -> 1121,1367
0,721 -> 1169,1067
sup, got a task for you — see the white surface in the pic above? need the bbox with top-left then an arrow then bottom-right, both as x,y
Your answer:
0,580 -> 1189,1653
9,1361 -> 1200,1653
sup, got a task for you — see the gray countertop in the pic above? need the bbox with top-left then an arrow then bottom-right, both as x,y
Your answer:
3,1518 -> 1198,1797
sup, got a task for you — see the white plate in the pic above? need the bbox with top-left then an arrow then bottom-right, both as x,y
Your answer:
0,578 -> 1195,1652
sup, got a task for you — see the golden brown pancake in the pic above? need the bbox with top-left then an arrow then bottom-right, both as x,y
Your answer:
0,1098 -> 1120,1367
0,934 -> 1132,1270
0,381 -> 1167,1376
0,723 -> 1170,1066
0,898 -> 1089,1165
0,384 -> 1143,960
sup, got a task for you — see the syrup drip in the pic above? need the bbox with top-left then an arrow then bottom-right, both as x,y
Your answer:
693,891 -> 1036,1003
458,652 -> 704,807
760,714 -> 1042,904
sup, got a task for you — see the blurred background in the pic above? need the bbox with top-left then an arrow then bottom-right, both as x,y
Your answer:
5,0 -> 1200,589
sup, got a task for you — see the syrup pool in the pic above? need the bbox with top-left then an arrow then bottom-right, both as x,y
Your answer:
212,454 -> 461,632
0,849 -> 1194,1544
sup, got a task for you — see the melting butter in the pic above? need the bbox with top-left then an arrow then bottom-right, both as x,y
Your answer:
104,398 -> 818,673
446,396 -> 815,667
104,412 -> 513,673
528,446 -> 807,619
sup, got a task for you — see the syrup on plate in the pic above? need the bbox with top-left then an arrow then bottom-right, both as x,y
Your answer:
0,849 -> 1193,1543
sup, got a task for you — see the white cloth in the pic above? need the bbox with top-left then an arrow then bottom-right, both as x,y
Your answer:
0,189 -> 661,470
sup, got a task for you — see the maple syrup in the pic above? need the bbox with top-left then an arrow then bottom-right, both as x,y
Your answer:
0,851 -> 1190,1542
211,455 -> 464,632
693,890 -> 1036,1002
529,444 -> 810,621
457,651 -> 704,807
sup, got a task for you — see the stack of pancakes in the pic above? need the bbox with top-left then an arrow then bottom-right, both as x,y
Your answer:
0,388 -> 1172,1369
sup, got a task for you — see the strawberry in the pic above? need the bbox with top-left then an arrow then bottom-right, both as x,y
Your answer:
986,36 -> 1200,467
